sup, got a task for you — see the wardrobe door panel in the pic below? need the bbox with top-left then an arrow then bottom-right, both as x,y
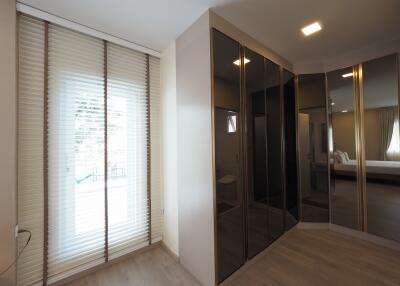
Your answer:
265,59 -> 284,242
327,67 -> 360,230
212,29 -> 245,283
244,48 -> 268,258
297,74 -> 329,222
283,70 -> 299,229
363,54 -> 400,242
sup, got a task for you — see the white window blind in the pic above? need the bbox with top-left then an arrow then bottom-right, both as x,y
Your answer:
17,15 -> 45,286
17,14 -> 162,285
107,43 -> 149,258
47,24 -> 106,282
149,56 -> 163,242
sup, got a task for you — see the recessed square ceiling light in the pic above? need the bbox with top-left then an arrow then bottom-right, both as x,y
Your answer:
233,58 -> 250,66
342,72 -> 353,78
301,22 -> 322,36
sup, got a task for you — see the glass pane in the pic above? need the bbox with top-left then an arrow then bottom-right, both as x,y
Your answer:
213,29 -> 244,283
265,59 -> 284,242
327,67 -> 359,230
298,74 -> 329,222
283,70 -> 298,229
363,54 -> 400,242
244,48 -> 268,258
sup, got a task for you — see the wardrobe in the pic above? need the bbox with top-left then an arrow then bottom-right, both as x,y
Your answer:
212,29 -> 298,283
297,54 -> 400,243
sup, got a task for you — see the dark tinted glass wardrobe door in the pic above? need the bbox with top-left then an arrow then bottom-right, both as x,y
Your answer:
212,29 -> 245,283
244,48 -> 269,258
283,70 -> 299,229
297,74 -> 329,223
327,67 -> 359,230
363,54 -> 400,242
265,59 -> 284,242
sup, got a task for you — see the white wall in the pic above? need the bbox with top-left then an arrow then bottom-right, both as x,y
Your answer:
160,41 -> 179,256
176,11 -> 215,286
0,0 -> 17,285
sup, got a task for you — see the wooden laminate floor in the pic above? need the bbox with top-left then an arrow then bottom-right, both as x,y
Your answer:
227,228 -> 400,286
65,246 -> 201,286
66,229 -> 400,286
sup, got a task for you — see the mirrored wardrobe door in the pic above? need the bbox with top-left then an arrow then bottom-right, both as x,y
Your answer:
265,59 -> 285,242
283,69 -> 299,229
362,54 -> 400,242
212,29 -> 245,283
244,48 -> 268,258
297,74 -> 329,222
327,67 -> 360,230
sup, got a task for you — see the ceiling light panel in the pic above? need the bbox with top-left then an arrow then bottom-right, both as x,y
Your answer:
301,22 -> 322,36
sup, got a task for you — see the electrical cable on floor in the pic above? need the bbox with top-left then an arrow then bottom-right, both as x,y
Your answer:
0,229 -> 31,277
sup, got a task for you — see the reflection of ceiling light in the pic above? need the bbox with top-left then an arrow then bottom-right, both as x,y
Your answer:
342,110 -> 348,113
331,102 -> 335,106
301,22 -> 322,36
342,72 -> 353,78
233,58 -> 250,66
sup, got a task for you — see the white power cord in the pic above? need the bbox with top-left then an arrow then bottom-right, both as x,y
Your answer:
0,229 -> 31,277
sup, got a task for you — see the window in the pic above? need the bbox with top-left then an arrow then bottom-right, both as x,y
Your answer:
17,15 -> 162,286
227,113 -> 237,133
387,119 -> 400,160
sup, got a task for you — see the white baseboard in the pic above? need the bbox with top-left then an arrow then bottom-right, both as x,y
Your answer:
161,241 -> 180,262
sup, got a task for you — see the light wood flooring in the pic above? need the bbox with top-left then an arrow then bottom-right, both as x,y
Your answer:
226,228 -> 400,286
65,246 -> 201,286
66,229 -> 400,286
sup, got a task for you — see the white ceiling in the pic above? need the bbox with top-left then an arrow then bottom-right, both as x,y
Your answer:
20,0 -> 400,65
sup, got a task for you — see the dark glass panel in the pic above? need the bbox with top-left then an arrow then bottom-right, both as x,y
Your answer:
244,48 -> 268,258
283,70 -> 299,229
212,29 -> 245,283
327,67 -> 359,230
363,54 -> 400,242
297,74 -> 329,222
265,59 -> 284,242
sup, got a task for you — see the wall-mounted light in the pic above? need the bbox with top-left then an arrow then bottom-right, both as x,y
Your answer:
233,58 -> 250,66
342,72 -> 353,78
331,102 -> 335,106
342,110 -> 348,113
301,22 -> 322,36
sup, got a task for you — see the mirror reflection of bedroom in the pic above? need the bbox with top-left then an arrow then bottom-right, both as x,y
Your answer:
298,74 -> 329,222
329,54 -> 400,240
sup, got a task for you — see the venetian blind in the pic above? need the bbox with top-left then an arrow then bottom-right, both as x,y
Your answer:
149,56 -> 163,242
17,14 -> 162,286
107,43 -> 150,258
47,23 -> 106,282
17,15 -> 45,286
